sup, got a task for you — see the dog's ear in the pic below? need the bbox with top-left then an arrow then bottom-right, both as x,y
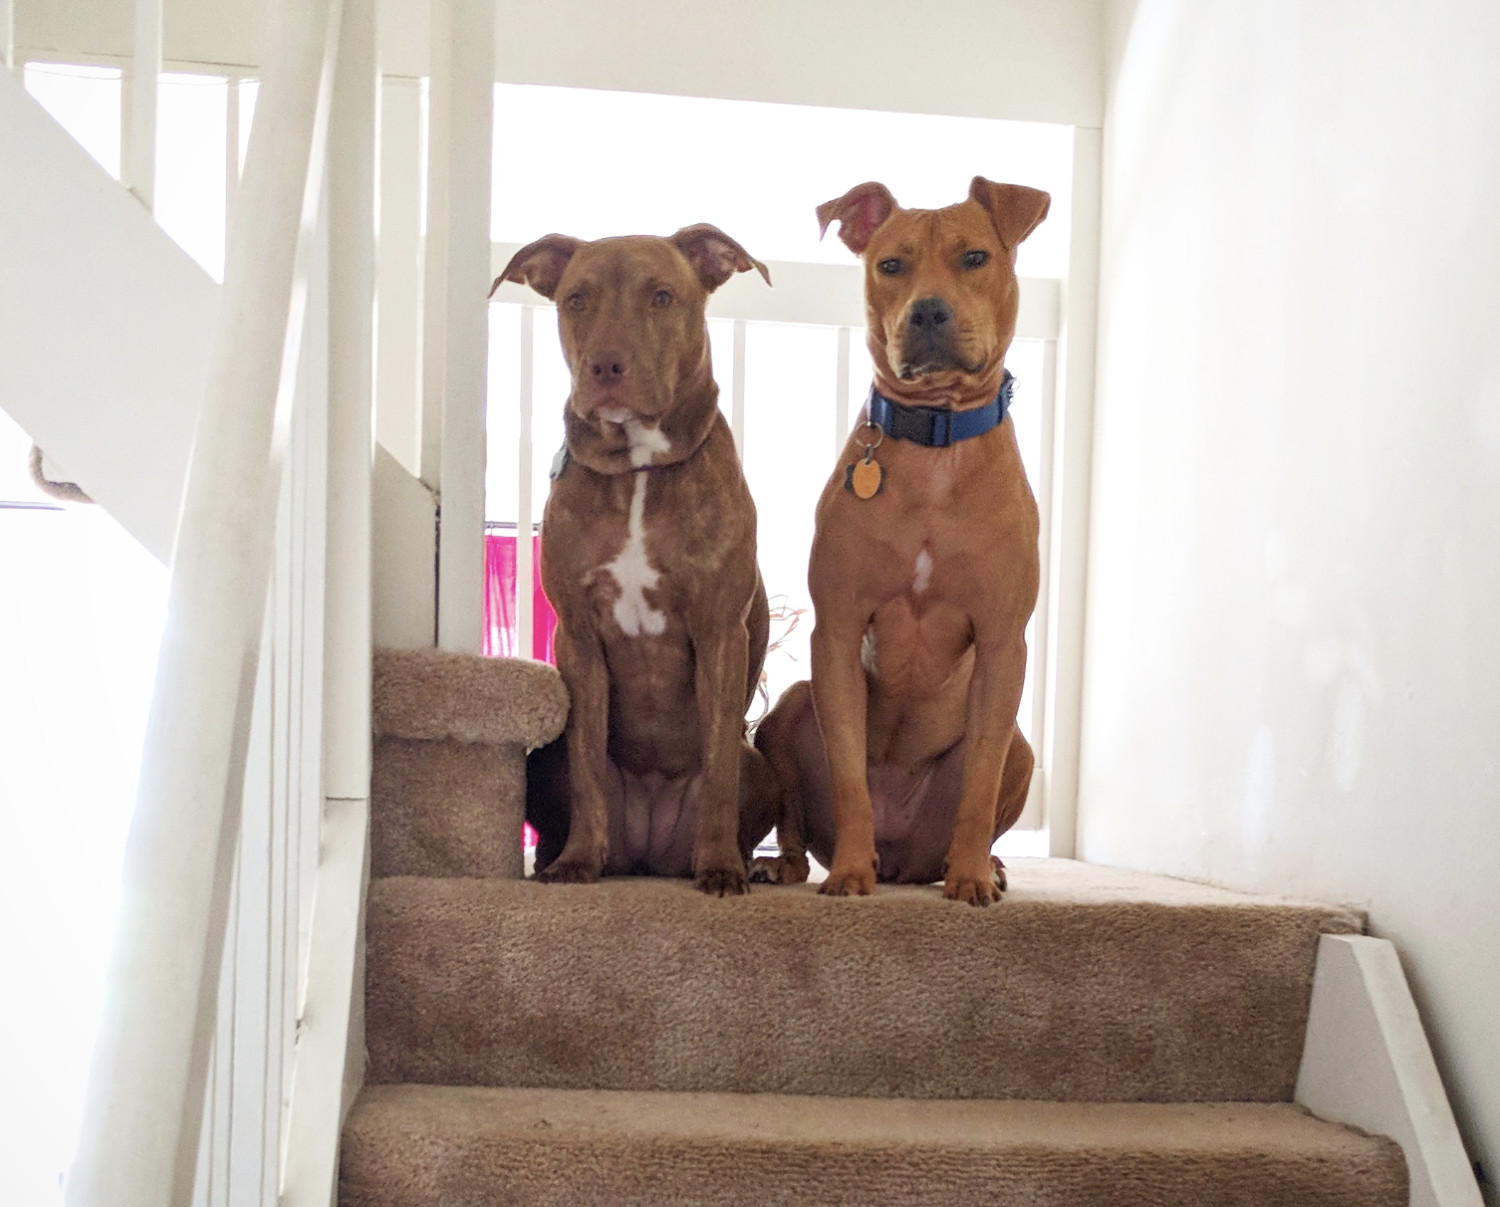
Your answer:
816,182 -> 898,256
492,234 -> 584,300
670,224 -> 772,293
968,177 -> 1051,251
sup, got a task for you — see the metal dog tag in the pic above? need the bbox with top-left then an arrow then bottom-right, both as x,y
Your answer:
845,449 -> 884,499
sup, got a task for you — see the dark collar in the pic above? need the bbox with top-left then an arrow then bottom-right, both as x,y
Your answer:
548,444 -> 682,481
866,371 -> 1014,448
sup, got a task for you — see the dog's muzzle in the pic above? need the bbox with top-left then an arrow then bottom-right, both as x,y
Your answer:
898,296 -> 978,378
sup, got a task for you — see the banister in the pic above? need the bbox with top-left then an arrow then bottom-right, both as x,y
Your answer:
65,0 -> 344,1203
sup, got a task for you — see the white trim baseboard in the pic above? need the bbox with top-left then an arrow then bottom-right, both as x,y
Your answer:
1295,934 -> 1483,1207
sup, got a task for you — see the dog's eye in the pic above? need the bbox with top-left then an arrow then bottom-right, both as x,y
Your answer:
565,292 -> 586,312
877,258 -> 905,276
962,249 -> 990,269
652,289 -> 673,308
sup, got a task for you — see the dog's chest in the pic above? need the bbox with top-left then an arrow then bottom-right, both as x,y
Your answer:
586,472 -> 670,638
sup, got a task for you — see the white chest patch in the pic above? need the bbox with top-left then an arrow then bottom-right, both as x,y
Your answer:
599,418 -> 671,637
913,548 -> 934,594
622,417 -> 671,468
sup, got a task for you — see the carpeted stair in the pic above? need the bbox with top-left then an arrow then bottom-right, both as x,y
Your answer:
342,650 -> 1408,1206
370,647 -> 568,879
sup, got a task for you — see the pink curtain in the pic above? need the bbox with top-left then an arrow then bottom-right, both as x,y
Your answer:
482,531 -> 559,664
483,530 -> 558,853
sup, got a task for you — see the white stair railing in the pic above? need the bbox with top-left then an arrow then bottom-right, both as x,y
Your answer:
65,0 -> 345,1202
278,0 -> 376,1197
0,63 -> 218,560
123,0 -> 160,211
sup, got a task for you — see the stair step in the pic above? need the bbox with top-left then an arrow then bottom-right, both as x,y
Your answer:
365,859 -> 1361,1101
340,1084 -> 1406,1207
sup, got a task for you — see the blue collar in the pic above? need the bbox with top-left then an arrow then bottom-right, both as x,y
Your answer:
866,371 -> 1014,448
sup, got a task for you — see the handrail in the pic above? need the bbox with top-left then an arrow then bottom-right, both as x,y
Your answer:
66,0 -> 344,1203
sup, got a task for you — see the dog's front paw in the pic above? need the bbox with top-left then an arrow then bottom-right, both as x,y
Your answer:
536,856 -> 603,885
820,842 -> 877,897
819,861 -> 877,897
942,858 -> 1005,907
696,863 -> 750,897
749,853 -> 811,885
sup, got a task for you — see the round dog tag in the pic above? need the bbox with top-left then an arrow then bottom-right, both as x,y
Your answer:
846,455 -> 884,499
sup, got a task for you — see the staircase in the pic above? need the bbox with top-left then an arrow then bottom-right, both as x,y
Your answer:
0,66 -> 214,562
339,650 -> 1408,1206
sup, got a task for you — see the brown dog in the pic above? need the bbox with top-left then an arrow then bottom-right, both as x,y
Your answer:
496,226 -> 776,895
754,177 -> 1049,905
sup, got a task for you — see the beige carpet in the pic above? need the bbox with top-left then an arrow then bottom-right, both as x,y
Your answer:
344,653 -> 1406,1206
364,862 -> 1360,1102
369,648 -> 566,878
342,1086 -> 1404,1207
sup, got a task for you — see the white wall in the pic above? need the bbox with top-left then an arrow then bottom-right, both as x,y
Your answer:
371,444 -> 435,650
19,0 -> 1105,125
1082,1 -> 1500,1196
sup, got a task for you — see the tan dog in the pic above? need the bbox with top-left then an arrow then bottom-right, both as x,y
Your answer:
496,226 -> 776,895
754,177 -> 1049,905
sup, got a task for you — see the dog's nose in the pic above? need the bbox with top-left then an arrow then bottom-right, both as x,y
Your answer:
589,352 -> 629,383
908,297 -> 954,331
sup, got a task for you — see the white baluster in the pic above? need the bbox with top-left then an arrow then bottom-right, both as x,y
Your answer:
1042,124 -> 1103,860
125,0 -> 161,210
1,0 -> 14,74
835,325 -> 851,451
731,319 -> 747,456
429,0 -> 495,654
517,304 -> 535,658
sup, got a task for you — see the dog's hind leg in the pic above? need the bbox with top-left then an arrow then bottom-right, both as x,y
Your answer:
749,681 -> 817,884
737,742 -> 780,865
